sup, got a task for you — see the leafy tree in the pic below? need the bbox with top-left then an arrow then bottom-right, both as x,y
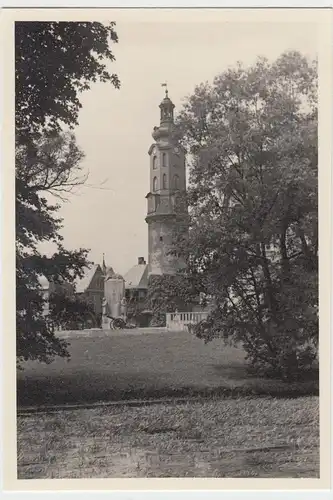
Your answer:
145,274 -> 199,326
49,291 -> 100,331
16,22 -> 120,365
16,21 -> 120,138
175,51 -> 318,380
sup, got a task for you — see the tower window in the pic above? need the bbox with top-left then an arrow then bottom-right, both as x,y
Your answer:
153,176 -> 158,192
160,236 -> 163,242
154,195 -> 160,211
173,174 -> 179,190
153,156 -> 157,170
162,152 -> 167,167
162,173 -> 167,190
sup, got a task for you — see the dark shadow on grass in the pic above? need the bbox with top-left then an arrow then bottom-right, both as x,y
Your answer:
17,373 -> 319,407
211,362 -> 248,379
16,333 -> 319,408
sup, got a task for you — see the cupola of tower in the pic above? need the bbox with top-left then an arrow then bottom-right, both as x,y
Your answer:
152,85 -> 176,141
159,88 -> 175,125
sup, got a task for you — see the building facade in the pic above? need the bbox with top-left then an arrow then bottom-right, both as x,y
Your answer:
123,257 -> 149,301
76,263 -> 105,317
145,88 -> 188,277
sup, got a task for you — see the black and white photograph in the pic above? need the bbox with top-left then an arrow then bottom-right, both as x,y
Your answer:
2,6 -> 331,488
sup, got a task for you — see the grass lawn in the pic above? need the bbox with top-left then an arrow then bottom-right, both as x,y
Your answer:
17,330 -> 318,407
17,396 -> 319,478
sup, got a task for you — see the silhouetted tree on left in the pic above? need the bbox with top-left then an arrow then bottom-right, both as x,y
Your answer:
16,22 -> 120,365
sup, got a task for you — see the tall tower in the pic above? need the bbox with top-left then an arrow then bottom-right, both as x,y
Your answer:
145,87 -> 187,277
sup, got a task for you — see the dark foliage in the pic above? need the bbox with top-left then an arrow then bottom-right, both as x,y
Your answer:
49,291 -> 100,330
145,274 -> 199,326
16,21 -> 120,364
174,52 -> 318,381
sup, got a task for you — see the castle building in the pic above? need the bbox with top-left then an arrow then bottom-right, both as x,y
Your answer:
145,87 -> 188,277
76,263 -> 105,317
123,257 -> 148,302
39,90 -> 192,330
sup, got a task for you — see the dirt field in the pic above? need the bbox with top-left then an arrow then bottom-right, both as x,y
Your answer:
17,396 -> 319,478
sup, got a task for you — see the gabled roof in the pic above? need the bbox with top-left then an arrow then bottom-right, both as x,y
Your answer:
76,264 -> 102,294
123,264 -> 148,290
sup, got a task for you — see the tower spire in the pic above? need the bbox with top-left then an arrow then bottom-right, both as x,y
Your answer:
102,253 -> 106,274
161,82 -> 168,98
159,82 -> 174,125
146,89 -> 187,277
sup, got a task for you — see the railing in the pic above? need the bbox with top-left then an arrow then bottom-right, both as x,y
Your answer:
166,311 -> 209,331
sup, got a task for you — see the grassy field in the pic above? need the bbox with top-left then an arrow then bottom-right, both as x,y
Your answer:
17,330 -> 318,407
17,396 -> 319,478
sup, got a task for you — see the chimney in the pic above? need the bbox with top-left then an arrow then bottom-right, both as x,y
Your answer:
138,257 -> 146,265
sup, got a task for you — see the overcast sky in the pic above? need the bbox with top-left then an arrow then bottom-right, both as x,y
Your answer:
42,11 -> 318,276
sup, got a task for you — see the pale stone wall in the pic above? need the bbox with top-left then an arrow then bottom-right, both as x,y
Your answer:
104,278 -> 125,318
148,218 -> 181,276
146,94 -> 188,278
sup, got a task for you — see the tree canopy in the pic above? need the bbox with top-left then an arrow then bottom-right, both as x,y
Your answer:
16,22 -> 120,364
145,274 -> 200,326
16,21 -> 120,138
49,291 -> 100,331
173,51 -> 318,380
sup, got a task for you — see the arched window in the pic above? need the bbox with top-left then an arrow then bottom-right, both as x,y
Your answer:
162,152 -> 167,167
162,173 -> 167,190
153,156 -> 157,169
173,174 -> 179,190
153,176 -> 158,192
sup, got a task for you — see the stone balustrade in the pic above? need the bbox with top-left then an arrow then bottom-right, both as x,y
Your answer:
166,311 -> 209,331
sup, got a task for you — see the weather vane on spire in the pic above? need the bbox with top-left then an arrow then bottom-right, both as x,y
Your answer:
161,82 -> 168,97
